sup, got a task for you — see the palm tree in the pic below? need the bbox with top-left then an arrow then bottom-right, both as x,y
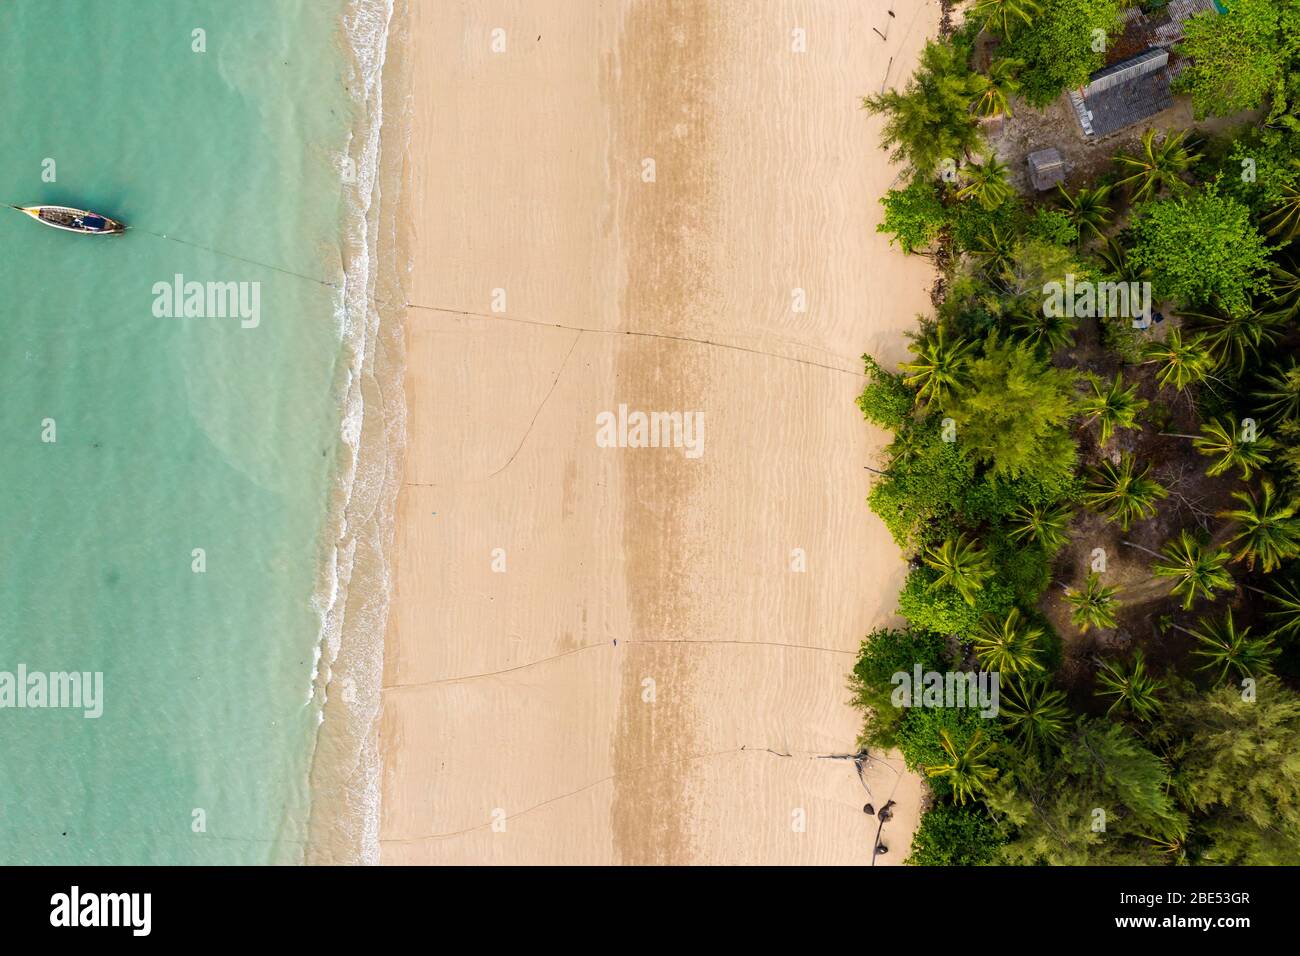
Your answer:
1114,128 -> 1202,202
1143,826 -> 1190,864
1264,255 -> 1300,323
1277,420 -> 1300,481
1265,578 -> 1300,641
971,224 -> 1017,279
1253,359 -> 1300,423
1148,529 -> 1234,610
971,0 -> 1041,36
1096,236 -> 1148,285
1078,371 -> 1148,447
1194,418 -> 1274,480
970,57 -> 1021,118
923,533 -> 994,605
1083,453 -> 1168,530
956,156 -> 1014,210
1066,573 -> 1121,633
1190,310 -> 1286,375
921,728 -> 998,805
1056,183 -> 1113,245
1142,329 -> 1214,392
1219,480 -> 1300,573
1095,648 -> 1163,722
1007,501 -> 1074,552
1162,417 -> 1274,480
972,607 -> 1047,676
899,325 -> 974,407
1260,160 -> 1300,241
1009,304 -> 1077,354
1182,609 -> 1278,683
883,422 -> 928,470
999,678 -> 1070,753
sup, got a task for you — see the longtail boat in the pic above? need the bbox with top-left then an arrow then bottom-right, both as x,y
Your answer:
18,204 -> 126,235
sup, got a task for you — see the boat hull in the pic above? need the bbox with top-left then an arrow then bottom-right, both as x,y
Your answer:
21,205 -> 126,235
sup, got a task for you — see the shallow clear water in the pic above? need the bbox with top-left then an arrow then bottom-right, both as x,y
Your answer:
0,0 -> 356,864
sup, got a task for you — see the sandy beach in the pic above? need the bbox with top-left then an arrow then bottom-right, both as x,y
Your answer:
379,0 -> 940,865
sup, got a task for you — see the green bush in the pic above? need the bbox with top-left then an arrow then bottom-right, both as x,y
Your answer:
988,720 -> 1186,865
1128,187 -> 1272,316
965,469 -> 1082,529
1022,606 -> 1065,674
908,803 -> 1006,865
897,565 -> 1016,639
1099,314 -> 1146,365
1001,0 -> 1127,107
1220,129 -> 1300,217
849,627 -> 952,746
1173,0 -> 1300,120
878,176 -> 948,254
896,706 -> 1004,798
947,195 -> 1023,254
867,418 -> 975,550
861,40 -> 984,175
867,410 -> 1081,555
1026,208 -> 1079,247
987,535 -> 1052,606
856,355 -> 915,430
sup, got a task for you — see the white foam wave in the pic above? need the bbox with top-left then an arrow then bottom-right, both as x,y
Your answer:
301,0 -> 405,866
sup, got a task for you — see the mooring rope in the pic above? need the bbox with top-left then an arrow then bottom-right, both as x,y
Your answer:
5,203 -> 341,290
134,228 -> 341,289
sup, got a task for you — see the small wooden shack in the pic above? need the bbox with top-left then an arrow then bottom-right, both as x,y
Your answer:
1027,148 -> 1066,192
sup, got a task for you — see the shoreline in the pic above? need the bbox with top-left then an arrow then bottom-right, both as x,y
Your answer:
303,0 -> 412,866
368,0 -> 939,865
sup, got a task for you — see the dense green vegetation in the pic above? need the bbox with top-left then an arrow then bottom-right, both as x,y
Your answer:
1174,0 -> 1300,123
853,2 -> 1300,865
998,0 -> 1126,106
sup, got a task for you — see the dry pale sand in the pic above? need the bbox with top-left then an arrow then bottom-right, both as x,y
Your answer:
380,0 -> 940,865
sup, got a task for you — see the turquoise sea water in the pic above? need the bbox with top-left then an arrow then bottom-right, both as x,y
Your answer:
0,0 -> 374,864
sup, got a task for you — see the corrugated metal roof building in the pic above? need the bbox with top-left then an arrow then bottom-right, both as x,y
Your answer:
1067,0 -> 1219,139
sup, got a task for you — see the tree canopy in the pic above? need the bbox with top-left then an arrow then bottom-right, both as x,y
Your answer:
1128,187 -> 1272,317
944,334 -> 1078,481
1000,0 -> 1126,106
855,1 -> 1300,868
861,40 -> 982,176
877,176 -> 948,255
988,721 -> 1186,865
1174,0 -> 1300,120
1153,678 -> 1300,865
